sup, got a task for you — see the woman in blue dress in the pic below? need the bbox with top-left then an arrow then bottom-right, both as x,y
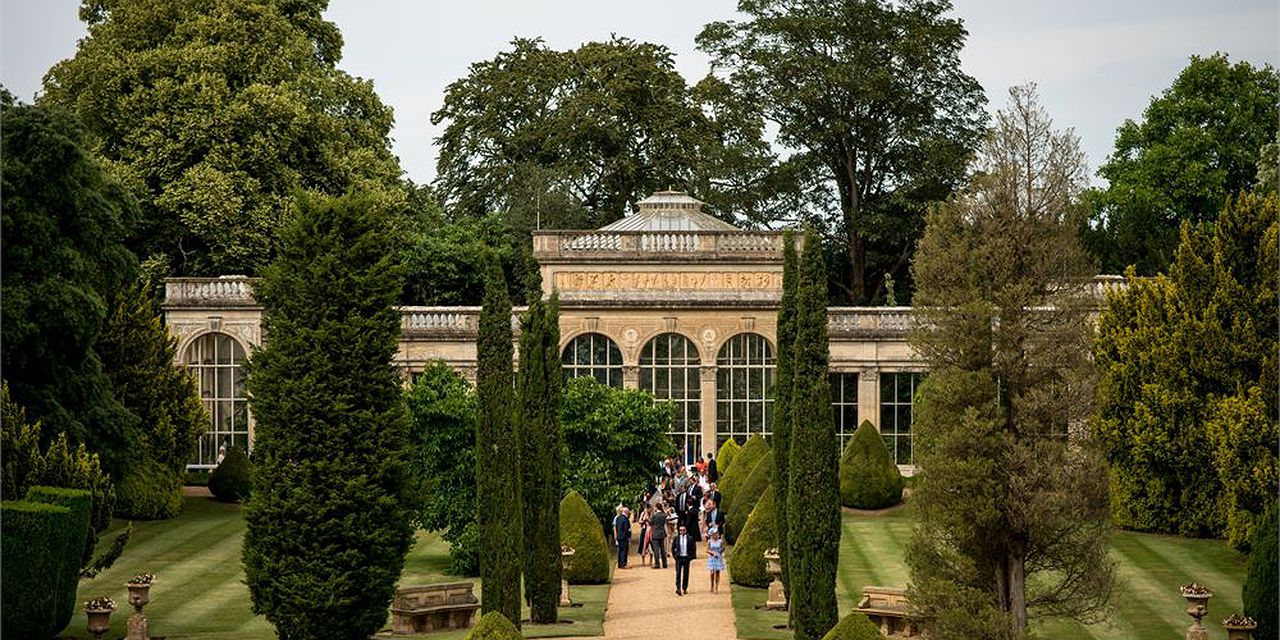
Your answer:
706,526 -> 726,593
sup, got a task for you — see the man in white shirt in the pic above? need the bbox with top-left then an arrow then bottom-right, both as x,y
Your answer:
671,523 -> 696,595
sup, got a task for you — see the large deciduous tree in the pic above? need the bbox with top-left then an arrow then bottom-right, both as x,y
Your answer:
42,0 -> 404,278
907,86 -> 1113,638
698,0 -> 987,303
1,93 -> 139,478
242,191 -> 415,639
519,294 -> 563,624
1084,54 -> 1279,274
475,253 -> 523,626
785,229 -> 840,640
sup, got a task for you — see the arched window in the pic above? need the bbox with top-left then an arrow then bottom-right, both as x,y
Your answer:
185,333 -> 249,468
716,333 -> 775,443
640,333 -> 701,461
561,333 -> 623,387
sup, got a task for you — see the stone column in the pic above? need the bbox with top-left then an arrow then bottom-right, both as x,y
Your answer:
622,365 -> 640,390
858,370 -> 879,429
700,365 -> 718,458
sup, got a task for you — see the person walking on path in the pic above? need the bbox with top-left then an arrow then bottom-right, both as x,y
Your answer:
671,523 -> 696,595
649,505 -> 668,568
706,526 -> 725,593
637,506 -> 651,567
613,506 -> 632,569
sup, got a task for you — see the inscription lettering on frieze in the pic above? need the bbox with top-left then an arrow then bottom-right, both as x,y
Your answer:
554,271 -> 782,291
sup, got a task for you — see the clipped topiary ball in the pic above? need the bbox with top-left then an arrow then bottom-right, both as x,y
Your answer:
721,434 -> 770,515
208,447 -> 253,503
820,612 -> 881,640
1243,501 -> 1277,640
115,458 -> 183,519
726,456 -> 772,544
728,490 -> 776,587
717,438 -> 741,477
466,611 -> 524,640
839,420 -> 904,509
559,490 -> 609,584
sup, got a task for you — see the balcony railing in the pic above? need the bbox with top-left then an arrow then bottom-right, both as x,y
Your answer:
164,277 -> 258,307
827,308 -> 913,338
533,230 -> 789,260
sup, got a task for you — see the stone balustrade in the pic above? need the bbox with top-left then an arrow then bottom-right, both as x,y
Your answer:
164,277 -> 258,307
533,230 -> 788,260
400,307 -> 524,338
827,308 -> 913,338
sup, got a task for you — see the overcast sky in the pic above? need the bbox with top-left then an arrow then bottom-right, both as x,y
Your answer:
3,0 -> 1276,186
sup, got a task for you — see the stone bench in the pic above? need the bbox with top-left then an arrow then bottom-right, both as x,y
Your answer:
855,586 -> 923,638
390,582 -> 481,635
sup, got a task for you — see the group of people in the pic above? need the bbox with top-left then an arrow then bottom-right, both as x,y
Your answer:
611,452 -> 729,596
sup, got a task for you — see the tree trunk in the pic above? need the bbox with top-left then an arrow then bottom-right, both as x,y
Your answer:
1009,542 -> 1028,633
839,144 -> 865,303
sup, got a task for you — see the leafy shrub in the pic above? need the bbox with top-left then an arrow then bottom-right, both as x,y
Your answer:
23,487 -> 92,633
0,500 -> 77,637
208,446 -> 252,502
559,490 -> 609,584
721,434 -> 769,516
717,438 -> 741,477
465,611 -> 524,640
820,612 -> 881,640
729,490 -> 776,587
1244,501 -> 1278,640
115,458 -> 183,519
727,456 -> 772,544
839,420 -> 904,509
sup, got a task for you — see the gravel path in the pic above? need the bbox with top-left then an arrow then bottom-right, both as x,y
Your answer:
601,530 -> 737,640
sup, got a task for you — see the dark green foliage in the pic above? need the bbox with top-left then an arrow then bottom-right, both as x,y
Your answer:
716,438 -> 740,477
787,228 -> 840,640
559,490 -> 610,584
242,191 -> 415,640
407,361 -> 479,575
728,489 -> 776,588
560,377 -> 674,524
720,434 -> 769,516
475,252 -> 523,626
42,0 -> 404,277
1244,502 -> 1278,640
727,456 -> 772,544
24,486 -> 92,633
819,612 -> 881,640
115,458 -> 184,519
208,447 -> 253,504
466,611 -> 524,640
98,281 -> 207,504
1,96 -> 139,478
1,500 -> 75,637
1096,194 -> 1278,548
519,295 -> 563,623
838,420 -> 904,509
1085,54 -> 1280,274
773,229 -> 799,598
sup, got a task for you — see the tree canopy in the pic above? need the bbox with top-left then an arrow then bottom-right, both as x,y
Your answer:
698,0 -> 987,303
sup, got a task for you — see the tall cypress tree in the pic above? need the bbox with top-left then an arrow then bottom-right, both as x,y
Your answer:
242,191 -> 415,639
477,252 -> 523,626
772,229 -> 799,607
520,293 -> 563,623
786,229 -> 840,640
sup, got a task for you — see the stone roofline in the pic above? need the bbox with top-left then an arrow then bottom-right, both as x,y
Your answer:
531,229 -> 800,264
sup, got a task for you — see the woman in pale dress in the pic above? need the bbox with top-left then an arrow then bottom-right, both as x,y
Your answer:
706,526 -> 725,593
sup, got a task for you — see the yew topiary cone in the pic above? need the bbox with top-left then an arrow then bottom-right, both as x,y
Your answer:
728,489 -> 776,587
727,456 -> 772,544
838,420 -> 904,509
559,490 -> 610,584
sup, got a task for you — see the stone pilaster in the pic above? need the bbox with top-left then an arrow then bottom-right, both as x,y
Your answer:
700,365 -> 718,458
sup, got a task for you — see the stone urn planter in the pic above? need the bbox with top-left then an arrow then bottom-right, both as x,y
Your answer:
84,596 -> 116,640
560,546 -> 576,606
1179,583 -> 1212,640
125,573 -> 155,640
763,548 -> 786,610
1223,613 -> 1257,640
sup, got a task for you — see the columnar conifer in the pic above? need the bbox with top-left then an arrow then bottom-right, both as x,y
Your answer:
242,192 -> 415,639
520,293 -> 563,623
477,252 -> 523,626
772,229 -> 799,604
786,229 -> 840,640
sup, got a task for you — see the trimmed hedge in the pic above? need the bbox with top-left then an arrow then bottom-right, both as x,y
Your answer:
727,456 -> 772,544
717,438 -> 741,478
116,458 -> 183,519
819,612 -> 881,640
24,487 -> 92,635
466,611 -> 524,640
1,500 -> 77,638
559,490 -> 609,584
721,435 -> 769,515
728,489 -> 776,587
838,420 -> 904,509
1244,502 -> 1278,640
208,446 -> 252,503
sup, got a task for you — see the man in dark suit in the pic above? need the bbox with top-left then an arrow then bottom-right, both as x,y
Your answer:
684,485 -> 703,543
671,523 -> 696,595
613,506 -> 631,569
649,505 -> 669,568
706,482 -> 722,508
707,453 -> 718,482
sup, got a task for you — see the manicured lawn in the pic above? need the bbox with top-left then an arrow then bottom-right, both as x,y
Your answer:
64,495 -> 608,639
731,506 -> 1247,640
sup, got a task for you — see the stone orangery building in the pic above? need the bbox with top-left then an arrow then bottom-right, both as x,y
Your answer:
165,192 -> 1116,472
